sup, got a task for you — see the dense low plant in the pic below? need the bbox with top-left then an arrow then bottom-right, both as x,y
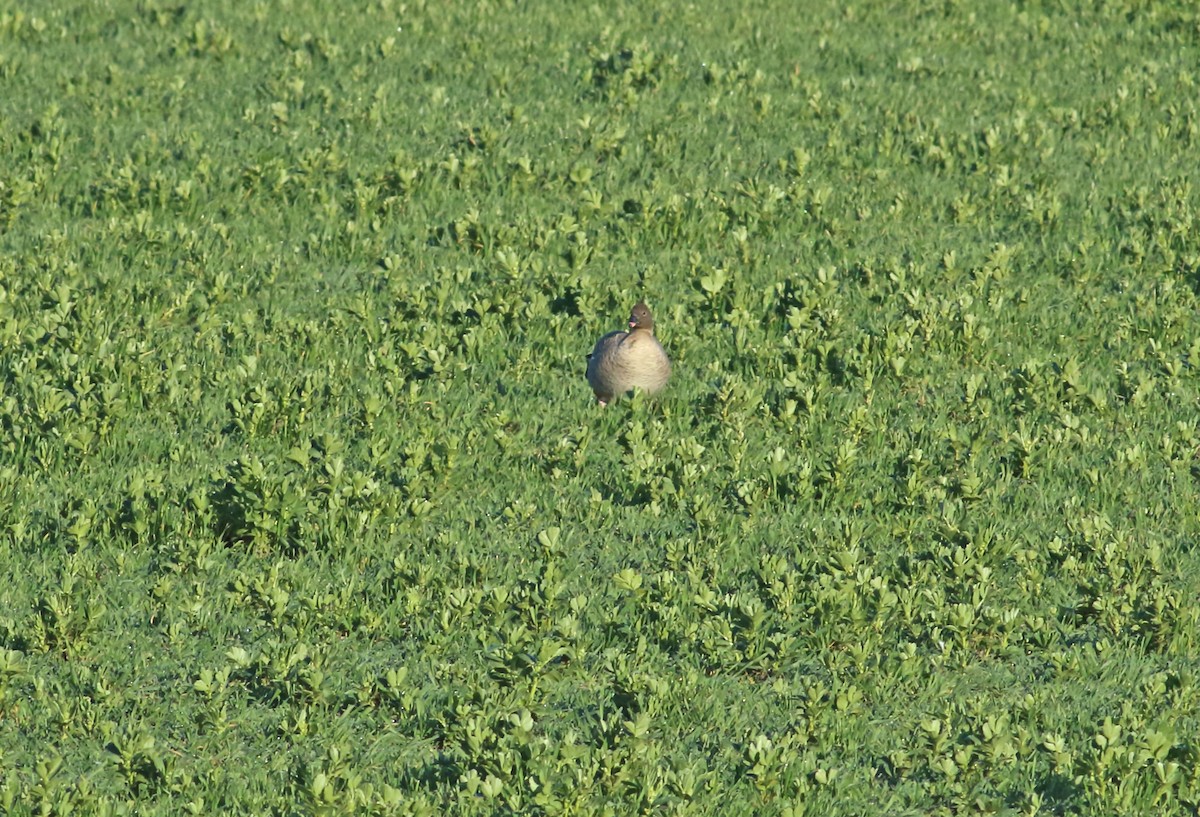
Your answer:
1,0 -> 1199,814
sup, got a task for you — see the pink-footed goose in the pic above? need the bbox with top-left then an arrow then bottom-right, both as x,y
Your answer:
586,302 -> 671,406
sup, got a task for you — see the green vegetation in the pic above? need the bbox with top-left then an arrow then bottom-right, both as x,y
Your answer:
2,0 -> 1200,813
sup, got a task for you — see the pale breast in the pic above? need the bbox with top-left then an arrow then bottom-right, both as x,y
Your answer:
587,329 -> 670,401
618,332 -> 671,394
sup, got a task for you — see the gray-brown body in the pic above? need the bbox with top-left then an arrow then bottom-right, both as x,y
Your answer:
586,302 -> 671,405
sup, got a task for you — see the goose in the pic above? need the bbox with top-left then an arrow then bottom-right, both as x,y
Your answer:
586,302 -> 671,406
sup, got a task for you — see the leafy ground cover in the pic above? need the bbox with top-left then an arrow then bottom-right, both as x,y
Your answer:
2,0 -> 1200,813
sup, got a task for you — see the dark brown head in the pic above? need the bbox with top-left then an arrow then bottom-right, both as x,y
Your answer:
629,302 -> 654,332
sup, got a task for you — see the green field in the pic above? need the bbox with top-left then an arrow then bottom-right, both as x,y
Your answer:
2,0 -> 1200,813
